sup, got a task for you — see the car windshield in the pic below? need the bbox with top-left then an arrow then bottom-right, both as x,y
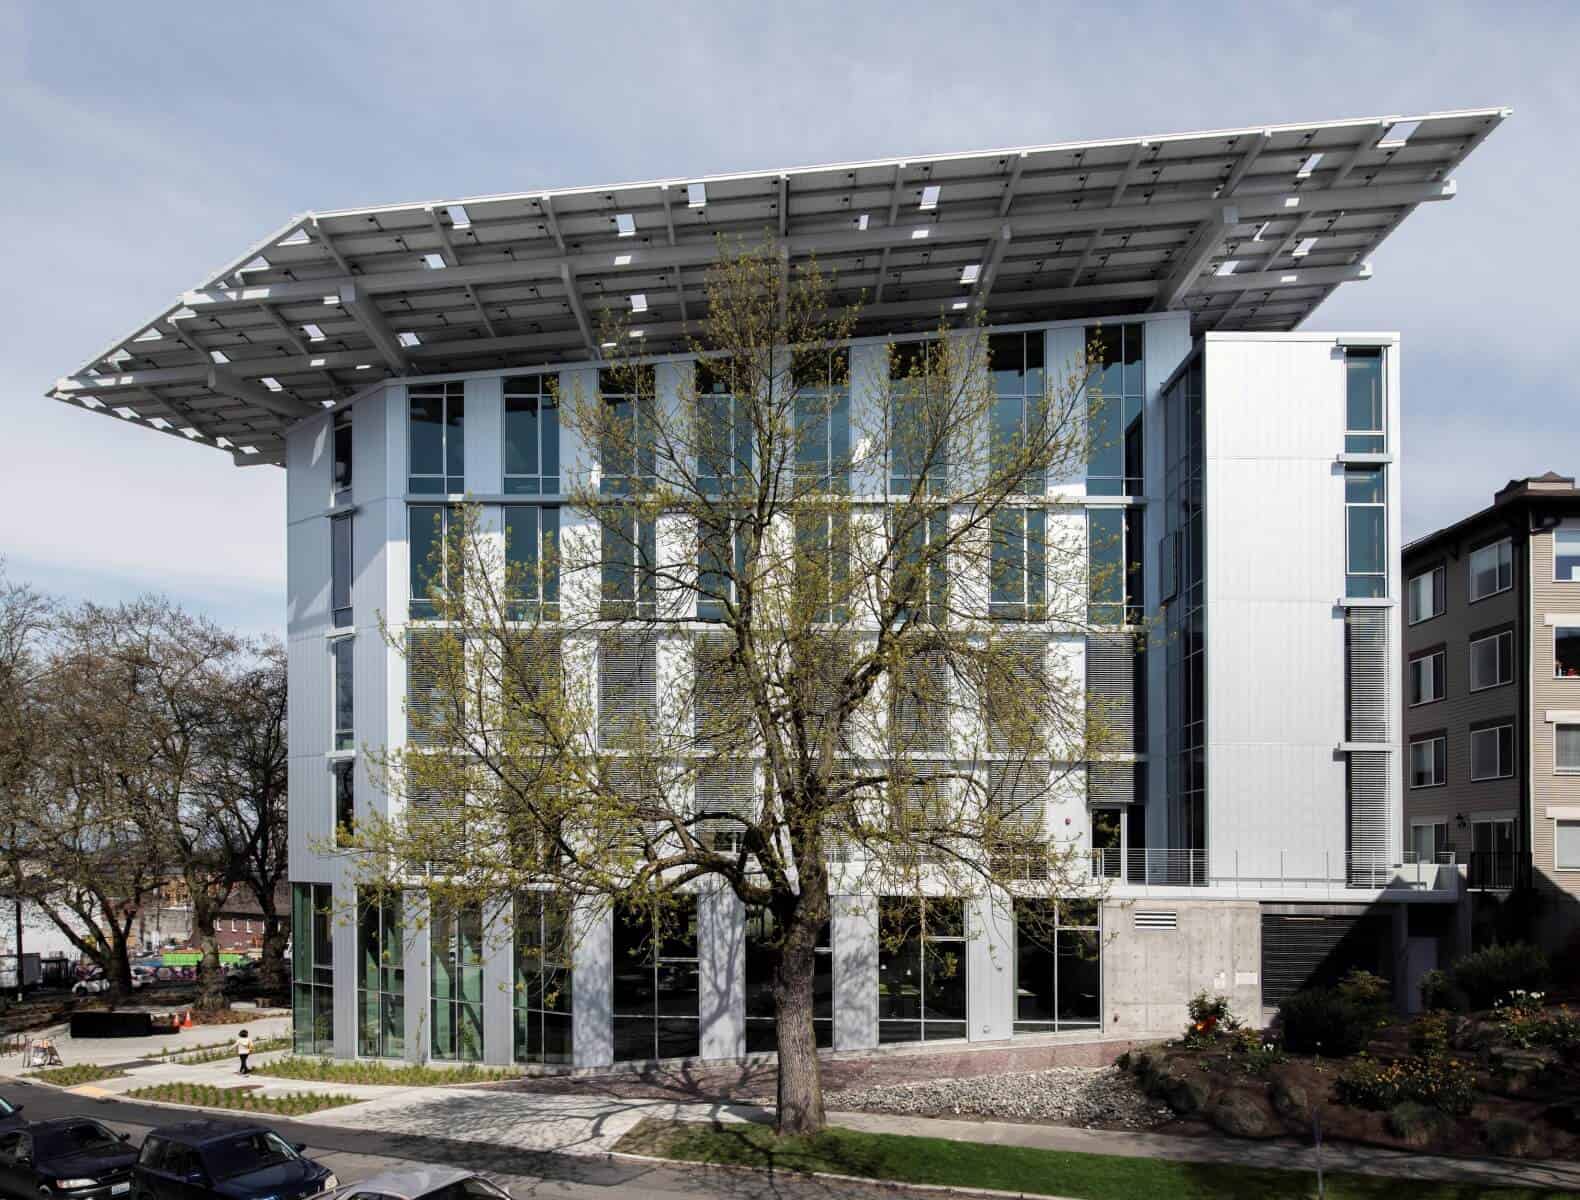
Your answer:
422,1179 -> 510,1200
202,1132 -> 300,1180
37,1124 -> 121,1159
0,1098 -> 14,1115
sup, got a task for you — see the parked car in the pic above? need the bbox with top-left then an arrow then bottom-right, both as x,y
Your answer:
330,1167 -> 510,1200
71,970 -> 145,996
134,1122 -> 335,1200
0,1097 -> 23,1134
0,1117 -> 137,1200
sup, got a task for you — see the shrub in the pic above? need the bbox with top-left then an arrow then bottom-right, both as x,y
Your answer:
1449,944 -> 1550,1011
1408,1011 -> 1459,1058
1334,1053 -> 1475,1116
1420,968 -> 1466,1013
1385,1100 -> 1452,1147
1224,1028 -> 1286,1076
1484,1115 -> 1540,1157
1336,969 -> 1391,1018
1278,989 -> 1369,1056
1493,992 -> 1579,1051
1182,992 -> 1240,1046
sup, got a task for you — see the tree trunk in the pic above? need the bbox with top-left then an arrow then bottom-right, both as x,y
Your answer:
107,928 -> 133,1006
259,911 -> 288,1001
772,915 -> 827,1135
194,903 -> 226,1011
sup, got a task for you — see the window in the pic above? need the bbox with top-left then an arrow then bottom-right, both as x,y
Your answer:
878,897 -> 967,1043
1344,466 -> 1386,598
744,909 -> 831,1053
1557,821 -> 1580,871
1468,538 -> 1513,601
611,897 -> 699,1061
1344,348 -> 1385,454
503,375 -> 559,495
1407,565 -> 1445,624
1013,899 -> 1101,1035
1085,323 -> 1144,497
332,638 -> 353,751
599,634 -> 657,751
1469,630 -> 1514,690
1409,736 -> 1446,788
888,340 -> 948,495
990,508 -> 1045,620
409,381 -> 465,494
892,507 -> 948,624
334,760 -> 355,847
1409,821 -> 1448,864
697,518 -> 749,622
1556,528 -> 1580,583
794,511 -> 850,623
599,366 -> 656,494
601,509 -> 656,619
356,888 -> 403,1059
291,883 -> 334,1054
695,360 -> 752,495
1470,724 -> 1515,781
1556,724 -> 1580,773
1558,626 -> 1580,678
504,505 -> 559,620
409,505 -> 459,620
989,331 -> 1047,493
330,514 -> 353,628
333,410 -> 353,501
1408,649 -> 1445,705
794,349 -> 850,491
431,901 -> 484,1062
1469,817 -> 1516,888
513,892 -> 572,1065
1089,507 -> 1143,625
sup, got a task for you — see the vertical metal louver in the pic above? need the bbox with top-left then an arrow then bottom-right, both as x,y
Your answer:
1087,761 -> 1138,805
1345,609 -> 1389,742
1086,634 -> 1136,748
695,761 -> 756,850
598,633 -> 657,750
1347,750 -> 1391,886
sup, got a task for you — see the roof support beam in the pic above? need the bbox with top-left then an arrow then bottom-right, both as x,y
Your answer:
559,264 -> 597,358
1327,120 -> 1387,189
465,284 -> 500,339
1066,227 -> 1104,289
1218,130 -> 1270,198
873,163 -> 906,304
1152,205 -> 1240,311
255,304 -> 312,357
337,283 -> 409,374
778,175 -> 788,237
207,366 -> 318,420
999,153 -> 1027,216
425,207 -> 462,268
661,186 -> 677,246
309,218 -> 356,276
540,195 -> 566,253
1109,141 -> 1149,207
972,224 -> 1012,311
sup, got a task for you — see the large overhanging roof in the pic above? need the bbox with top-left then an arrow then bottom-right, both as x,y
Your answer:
50,107 -> 1507,467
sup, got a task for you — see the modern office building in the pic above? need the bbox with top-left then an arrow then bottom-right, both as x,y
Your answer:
1402,473 -> 1580,949
49,108 -> 1506,1065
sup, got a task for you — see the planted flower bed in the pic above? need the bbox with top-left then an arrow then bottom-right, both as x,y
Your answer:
126,1082 -> 357,1116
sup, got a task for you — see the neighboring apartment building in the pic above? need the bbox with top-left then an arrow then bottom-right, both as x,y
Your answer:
47,108 -> 1506,1064
1402,473 -> 1580,949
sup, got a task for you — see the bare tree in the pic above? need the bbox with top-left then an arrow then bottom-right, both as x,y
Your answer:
354,240 -> 1117,1132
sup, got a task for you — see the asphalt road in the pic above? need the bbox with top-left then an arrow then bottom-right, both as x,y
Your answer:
0,1079 -> 909,1200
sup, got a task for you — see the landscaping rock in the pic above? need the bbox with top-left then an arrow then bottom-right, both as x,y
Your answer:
1544,1100 -> 1580,1134
824,1065 -> 1168,1128
1160,1072 -> 1211,1117
1385,1101 -> 1450,1147
1484,1115 -> 1541,1158
1209,1090 -> 1271,1138
1270,1078 -> 1311,1123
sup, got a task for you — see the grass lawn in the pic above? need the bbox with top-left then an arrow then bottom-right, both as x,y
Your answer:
27,1064 -> 124,1087
125,1082 -> 356,1116
253,1057 -> 520,1086
617,1118 -> 1579,1200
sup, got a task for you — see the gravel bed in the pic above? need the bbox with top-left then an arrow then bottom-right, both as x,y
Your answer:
825,1065 -> 1171,1128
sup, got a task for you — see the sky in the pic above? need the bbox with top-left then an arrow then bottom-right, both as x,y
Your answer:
2,0 -> 1576,635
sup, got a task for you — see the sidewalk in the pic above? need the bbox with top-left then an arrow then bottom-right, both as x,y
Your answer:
0,1011 -> 290,1072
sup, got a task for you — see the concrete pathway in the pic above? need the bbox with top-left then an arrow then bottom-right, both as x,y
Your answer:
0,1009 -> 291,1071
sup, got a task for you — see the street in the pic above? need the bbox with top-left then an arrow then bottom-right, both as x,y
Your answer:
0,1079 -> 909,1200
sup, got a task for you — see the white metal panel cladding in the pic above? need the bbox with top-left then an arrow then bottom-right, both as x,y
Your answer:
598,632 -> 658,750
1346,608 -> 1391,742
1347,750 -> 1392,885
1086,634 -> 1136,745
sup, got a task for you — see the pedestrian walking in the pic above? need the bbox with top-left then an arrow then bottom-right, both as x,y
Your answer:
236,1028 -> 253,1075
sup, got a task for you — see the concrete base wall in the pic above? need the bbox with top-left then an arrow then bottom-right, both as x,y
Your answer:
1100,899 -> 1262,1037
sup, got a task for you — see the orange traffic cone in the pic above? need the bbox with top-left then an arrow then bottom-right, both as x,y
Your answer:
181,1010 -> 193,1029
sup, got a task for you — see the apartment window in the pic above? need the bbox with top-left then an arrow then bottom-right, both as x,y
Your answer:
794,349 -> 850,491
330,513 -> 353,628
431,901 -> 484,1062
1556,724 -> 1580,773
1557,821 -> 1580,871
696,360 -> 752,496
503,374 -> 560,495
409,504 -> 458,620
601,509 -> 656,619
1470,723 -> 1516,781
1470,629 -> 1514,690
889,340 -> 948,495
599,366 -> 656,494
513,892 -> 573,1065
892,507 -> 948,624
697,518 -> 749,622
1344,348 -> 1385,453
1468,538 -> 1513,601
989,331 -> 1047,493
333,410 -> 353,501
1344,466 -> 1387,598
1558,626 -> 1580,678
332,638 -> 353,751
1408,649 -> 1445,706
1407,565 -> 1445,624
505,505 -> 560,620
333,760 -> 355,847
1089,507 -> 1143,625
409,381 -> 465,494
744,909 -> 832,1053
1410,821 -> 1448,864
356,888 -> 403,1059
1086,323 -> 1144,497
990,508 -> 1046,621
878,897 -> 967,1043
1556,528 -> 1580,582
291,883 -> 333,1054
794,511 -> 851,623
1469,817 -> 1515,888
611,897 -> 699,1062
1409,736 -> 1446,788
1013,899 -> 1101,1035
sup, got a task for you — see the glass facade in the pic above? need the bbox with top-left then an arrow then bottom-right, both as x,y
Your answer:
1086,324 -> 1144,496
291,883 -> 334,1054
504,374 -> 560,495
889,340 -> 947,495
744,908 -> 832,1054
330,513 -> 352,628
1012,899 -> 1101,1034
989,508 -> 1046,620
513,893 -> 573,1065
331,638 -> 353,752
696,360 -> 752,495
409,381 -> 465,495
357,888 -> 404,1058
794,349 -> 850,491
893,507 -> 948,624
430,902 -> 485,1061
599,367 -> 656,493
1162,354 -> 1205,852
612,898 -> 700,1061
1344,466 -> 1387,598
989,331 -> 1047,492
877,897 -> 967,1043
1088,507 -> 1143,626
409,504 -> 456,620
601,510 -> 655,619
1344,349 -> 1384,454
505,504 -> 559,620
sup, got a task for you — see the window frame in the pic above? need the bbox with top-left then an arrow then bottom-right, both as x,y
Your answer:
408,380 -> 466,495
408,504 -> 459,621
1555,527 -> 1580,584
1469,629 -> 1515,693
1555,723 -> 1580,774
1556,625 -> 1580,680
991,506 -> 1047,622
1343,347 -> 1386,454
877,896 -> 969,1044
1084,323 -> 1145,498
330,513 -> 353,629
1469,722 -> 1516,782
1406,564 -> 1446,625
1407,647 -> 1446,707
502,374 -> 560,497
1556,820 -> 1580,871
504,503 -> 560,621
988,330 -> 1048,495
694,360 -> 752,497
1467,537 -> 1514,603
331,636 -> 354,753
1408,734 -> 1447,789
333,760 -> 355,847
1409,820 -> 1449,864
793,349 -> 851,492
512,892 -> 573,1066
1343,465 -> 1387,599
887,339 -> 949,497
332,410 -> 353,503
430,900 -> 485,1062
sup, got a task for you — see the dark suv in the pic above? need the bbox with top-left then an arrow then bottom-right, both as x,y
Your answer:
0,1118 -> 137,1200
133,1123 -> 334,1200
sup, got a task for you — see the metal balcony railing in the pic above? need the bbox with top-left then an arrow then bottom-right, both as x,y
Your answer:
1088,848 -> 1458,893
1465,850 -> 1530,891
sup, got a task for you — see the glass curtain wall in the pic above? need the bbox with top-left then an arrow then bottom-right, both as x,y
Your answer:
877,897 -> 967,1043
743,909 -> 832,1053
291,883 -> 334,1054
612,898 -> 700,1061
430,902 -> 485,1061
356,889 -> 404,1058
1086,324 -> 1145,496
513,893 -> 573,1065
1162,354 -> 1206,854
1012,899 -> 1101,1034
408,381 -> 465,494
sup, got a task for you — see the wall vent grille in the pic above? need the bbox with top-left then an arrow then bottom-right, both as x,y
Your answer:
1134,909 -> 1177,930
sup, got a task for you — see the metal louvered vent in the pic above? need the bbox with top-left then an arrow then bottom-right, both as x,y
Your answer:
1347,750 -> 1391,886
1087,634 -> 1136,748
1345,609 -> 1389,742
1134,909 -> 1177,930
1088,761 -> 1138,805
599,632 -> 657,750
696,761 -> 756,851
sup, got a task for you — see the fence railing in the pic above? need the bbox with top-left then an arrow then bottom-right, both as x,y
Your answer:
1089,847 -> 1458,893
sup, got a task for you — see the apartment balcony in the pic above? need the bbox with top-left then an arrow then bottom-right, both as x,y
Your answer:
1465,850 -> 1531,892
1088,848 -> 1459,899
